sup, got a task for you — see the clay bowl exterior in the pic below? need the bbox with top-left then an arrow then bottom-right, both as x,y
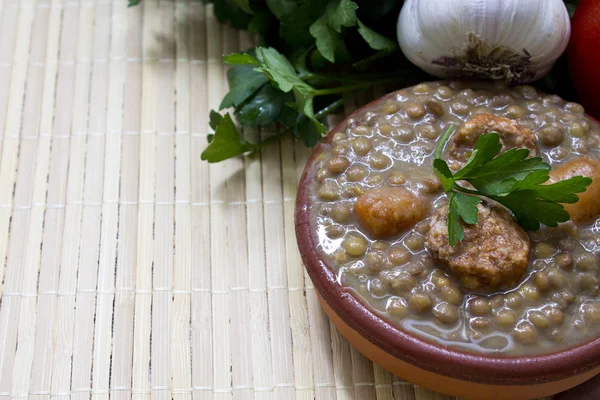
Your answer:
294,91 -> 600,400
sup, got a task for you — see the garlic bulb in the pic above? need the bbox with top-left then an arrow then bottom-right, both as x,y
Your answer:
397,0 -> 571,83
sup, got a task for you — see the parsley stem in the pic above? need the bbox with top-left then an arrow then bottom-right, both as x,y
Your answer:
302,71 -> 407,85
313,82 -> 373,96
352,49 -> 398,70
314,98 -> 345,119
453,184 -> 480,196
434,124 -> 456,159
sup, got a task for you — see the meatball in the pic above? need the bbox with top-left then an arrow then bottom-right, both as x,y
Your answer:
447,114 -> 537,168
549,157 -> 600,223
355,186 -> 428,238
426,203 -> 530,290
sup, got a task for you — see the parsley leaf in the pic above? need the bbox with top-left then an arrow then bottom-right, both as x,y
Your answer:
236,83 -> 291,127
453,133 -> 502,178
255,47 -> 311,93
248,11 -> 270,35
433,158 -> 454,192
448,192 -> 481,246
201,113 -> 257,163
433,129 -> 593,245
309,17 -> 340,63
219,65 -> 269,109
459,149 -> 549,192
267,0 -> 326,47
328,0 -> 358,32
223,52 -> 259,65
488,191 -> 570,231
296,115 -> 324,147
213,0 -> 252,29
266,0 -> 300,19
293,87 -> 326,134
209,110 -> 224,131
254,47 -> 326,134
518,174 -> 592,203
232,0 -> 252,14
357,19 -> 398,51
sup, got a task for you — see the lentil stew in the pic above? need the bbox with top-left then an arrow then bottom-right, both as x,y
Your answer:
305,81 -> 600,356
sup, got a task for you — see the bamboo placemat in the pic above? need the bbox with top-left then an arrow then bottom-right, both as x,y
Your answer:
0,1 -> 554,399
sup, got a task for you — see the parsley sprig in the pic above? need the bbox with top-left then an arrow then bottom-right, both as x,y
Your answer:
201,46 -> 408,162
433,126 -> 592,246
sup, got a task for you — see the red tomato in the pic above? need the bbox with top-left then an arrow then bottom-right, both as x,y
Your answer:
569,0 -> 600,119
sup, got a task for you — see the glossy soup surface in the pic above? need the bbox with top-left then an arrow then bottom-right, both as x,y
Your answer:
308,81 -> 600,355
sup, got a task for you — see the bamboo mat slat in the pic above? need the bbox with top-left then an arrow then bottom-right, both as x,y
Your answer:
0,1 -> 554,399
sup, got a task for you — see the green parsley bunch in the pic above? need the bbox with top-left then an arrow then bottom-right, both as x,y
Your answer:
127,0 -> 581,163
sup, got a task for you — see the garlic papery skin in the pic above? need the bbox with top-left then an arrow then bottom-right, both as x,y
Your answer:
397,0 -> 571,83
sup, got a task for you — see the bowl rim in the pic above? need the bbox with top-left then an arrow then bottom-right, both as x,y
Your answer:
295,86 -> 600,386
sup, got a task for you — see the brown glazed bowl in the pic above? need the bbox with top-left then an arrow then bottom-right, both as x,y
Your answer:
294,93 -> 600,400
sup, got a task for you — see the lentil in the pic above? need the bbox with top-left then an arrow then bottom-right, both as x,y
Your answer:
555,252 -> 574,270
351,137 -> 372,155
384,103 -> 400,114
545,307 -> 565,325
439,286 -> 462,306
346,164 -> 368,182
506,105 -> 525,119
354,126 -> 371,136
581,303 -> 600,324
540,126 -> 564,147
495,309 -> 518,327
409,292 -> 433,312
370,278 -> 389,296
519,284 -> 540,302
505,292 -> 524,309
577,253 -> 598,270
379,124 -> 393,136
318,181 -> 339,200
413,83 -> 432,94
534,242 -> 557,259
471,317 -> 490,330
388,246 -> 411,265
325,225 -> 345,239
451,101 -> 470,115
327,156 -> 350,174
371,241 -> 389,251
469,298 -> 490,316
342,235 -> 368,257
534,271 -> 550,291
529,311 -> 550,329
394,128 -> 415,143
425,99 -> 444,116
433,303 -> 459,324
404,233 -> 425,252
436,86 -> 454,99
388,298 -> 408,317
368,153 -> 390,170
513,321 -> 538,344
569,123 -> 586,138
431,271 -> 451,288
365,251 -> 388,272
405,103 -> 426,119
388,172 -> 407,185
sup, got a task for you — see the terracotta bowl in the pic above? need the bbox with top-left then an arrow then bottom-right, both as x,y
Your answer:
294,93 -> 600,400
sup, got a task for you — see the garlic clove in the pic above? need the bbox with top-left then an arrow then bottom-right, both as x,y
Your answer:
397,0 -> 571,83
